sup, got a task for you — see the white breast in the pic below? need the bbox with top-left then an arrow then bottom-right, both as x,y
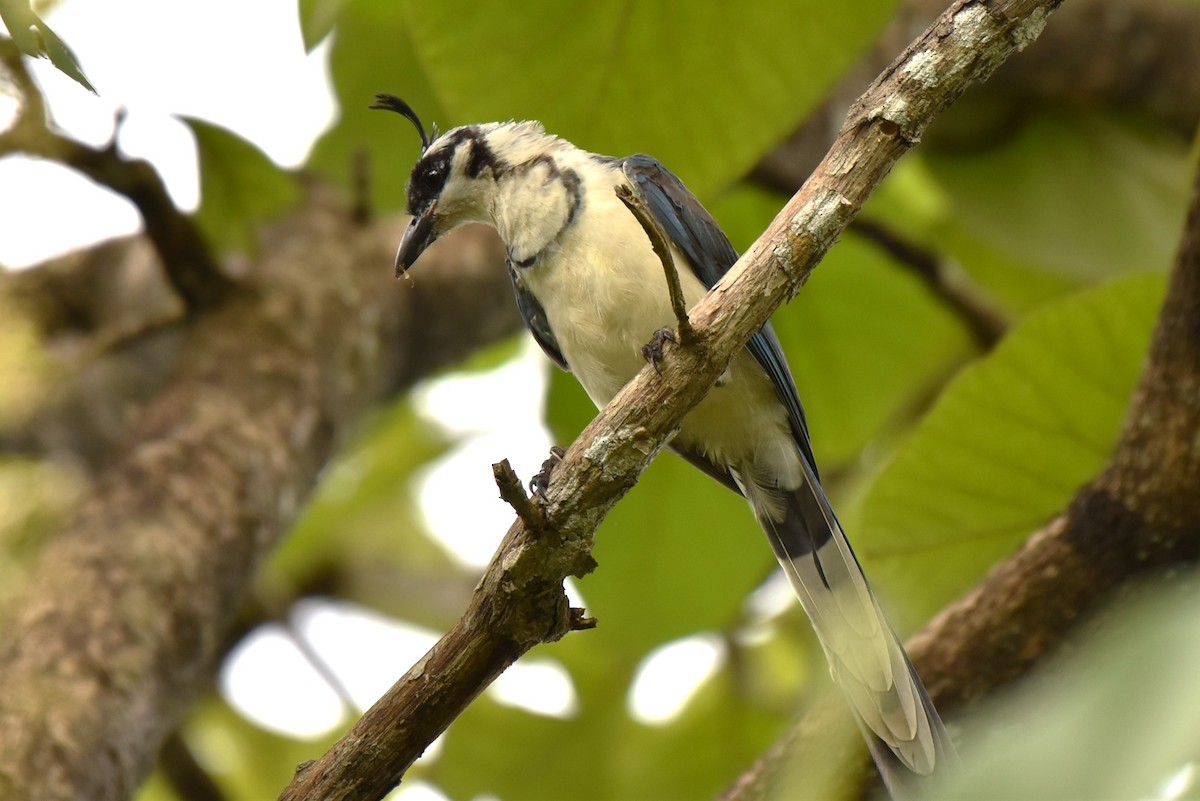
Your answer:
517,169 -> 800,485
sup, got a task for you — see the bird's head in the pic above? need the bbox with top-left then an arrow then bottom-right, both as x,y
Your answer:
372,94 -> 560,275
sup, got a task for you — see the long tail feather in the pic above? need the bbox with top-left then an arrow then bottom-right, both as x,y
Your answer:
731,458 -> 956,796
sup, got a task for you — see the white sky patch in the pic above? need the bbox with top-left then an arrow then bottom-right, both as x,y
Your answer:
219,623 -> 346,739
36,0 -> 335,167
1152,762 -> 1198,801
627,633 -> 726,725
489,658 -> 579,718
413,341 -> 554,568
0,156 -> 142,266
743,569 -> 795,622
386,780 -> 451,801
1,0 -> 335,267
563,577 -> 587,610
218,599 -> 446,740
291,598 -> 441,711
411,339 -> 549,438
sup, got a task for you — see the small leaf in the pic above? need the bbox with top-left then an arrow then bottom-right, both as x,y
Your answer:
184,118 -> 299,255
857,272 -> 1167,626
34,19 -> 94,93
297,0 -> 348,51
0,1 -> 95,92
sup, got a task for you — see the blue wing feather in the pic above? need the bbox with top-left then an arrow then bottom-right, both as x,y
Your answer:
507,262 -> 568,371
621,154 -> 818,477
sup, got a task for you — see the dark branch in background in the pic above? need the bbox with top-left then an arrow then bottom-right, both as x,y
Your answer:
0,40 -> 230,312
277,2 -> 1064,799
158,732 -> 228,801
981,0 -> 1200,138
724,130 -> 1200,801
849,217 -> 1008,349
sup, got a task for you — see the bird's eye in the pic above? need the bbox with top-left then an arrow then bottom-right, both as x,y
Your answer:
407,151 -> 453,214
419,159 -> 449,191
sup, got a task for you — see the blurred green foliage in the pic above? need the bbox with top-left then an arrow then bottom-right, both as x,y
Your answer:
926,581 -> 1200,801
16,0 -> 1176,798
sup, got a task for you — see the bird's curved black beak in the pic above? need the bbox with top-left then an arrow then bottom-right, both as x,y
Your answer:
394,200 -> 438,277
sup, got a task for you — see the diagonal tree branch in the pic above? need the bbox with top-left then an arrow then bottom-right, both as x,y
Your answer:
277,2 -> 1064,799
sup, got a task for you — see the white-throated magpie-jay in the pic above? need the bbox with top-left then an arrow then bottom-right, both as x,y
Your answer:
374,94 -> 954,793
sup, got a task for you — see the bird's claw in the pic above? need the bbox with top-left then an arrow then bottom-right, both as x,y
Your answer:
530,445 -> 567,496
642,327 -> 677,374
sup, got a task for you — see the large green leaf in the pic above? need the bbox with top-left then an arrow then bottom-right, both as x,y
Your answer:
862,158 -> 1082,314
297,0 -> 348,51
857,272 -> 1167,626
186,118 -> 299,255
924,113 -> 1191,283
862,113 -> 1191,315
400,0 -> 895,199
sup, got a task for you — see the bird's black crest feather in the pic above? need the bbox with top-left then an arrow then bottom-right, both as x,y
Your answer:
370,93 -> 438,152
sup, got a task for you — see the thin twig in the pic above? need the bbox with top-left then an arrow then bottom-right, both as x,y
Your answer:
492,459 -> 545,533
615,183 -> 695,340
286,617 -> 359,717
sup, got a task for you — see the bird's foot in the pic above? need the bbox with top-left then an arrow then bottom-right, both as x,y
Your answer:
530,445 -> 566,496
642,327 -> 677,374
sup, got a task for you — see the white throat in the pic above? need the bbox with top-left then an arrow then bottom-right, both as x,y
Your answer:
492,155 -> 581,264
